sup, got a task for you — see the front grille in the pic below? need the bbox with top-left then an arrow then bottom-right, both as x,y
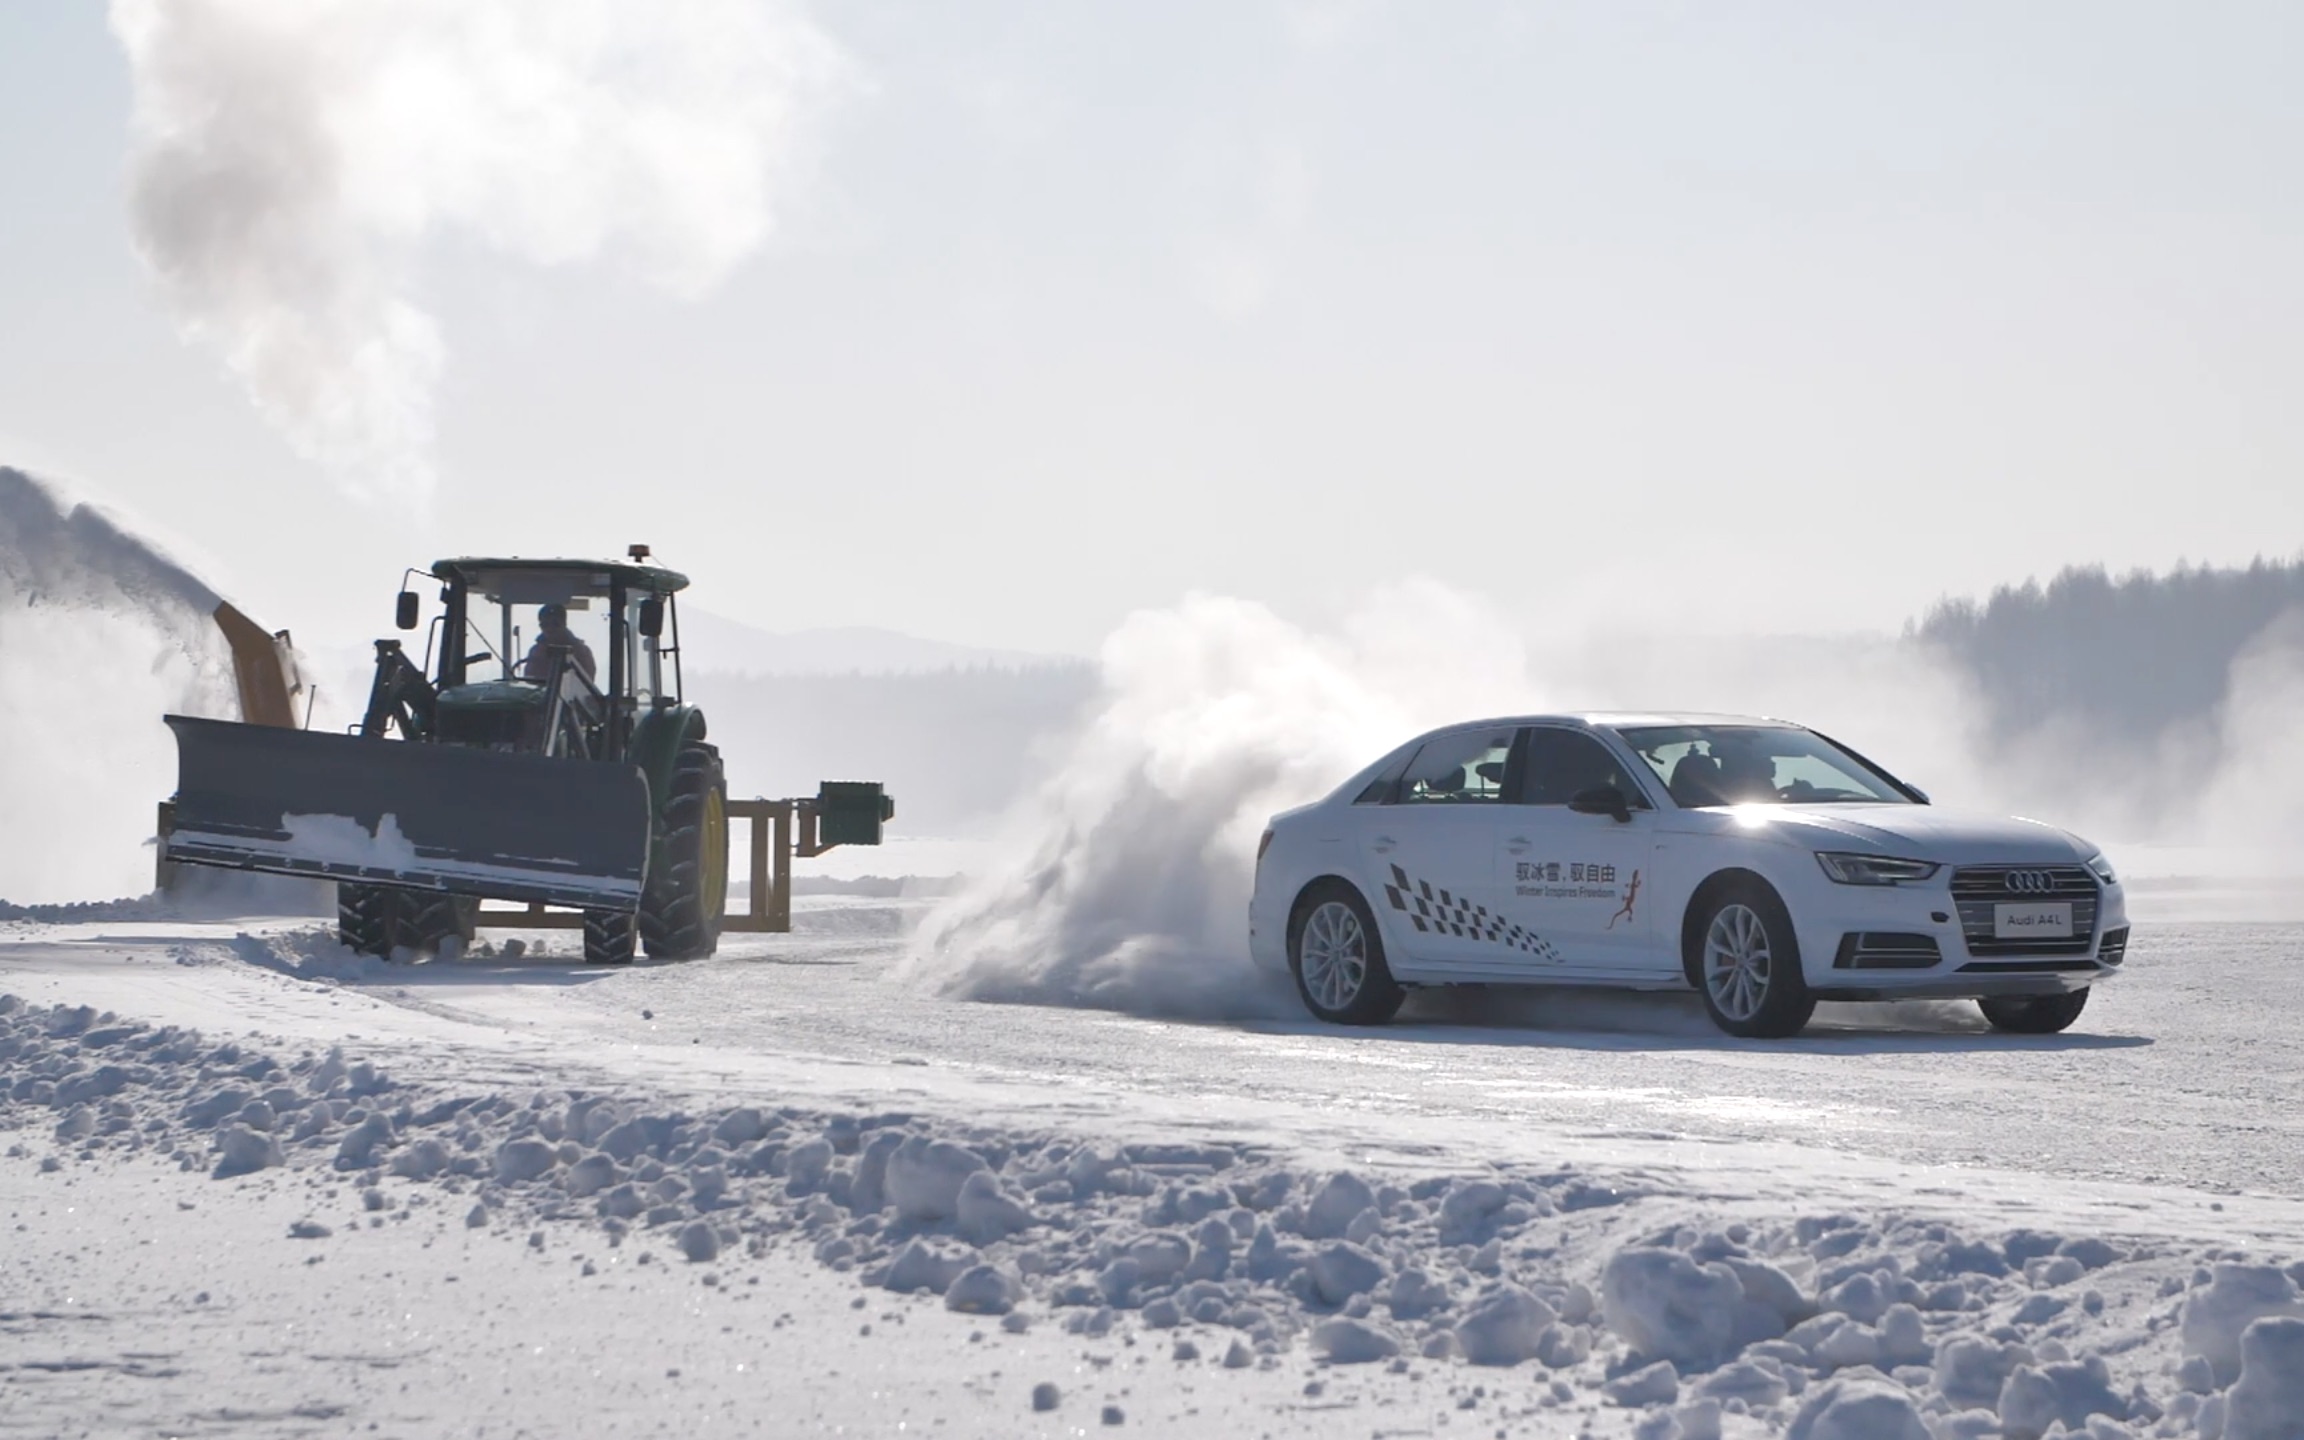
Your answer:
1949,865 -> 2099,956
1957,959 -> 2102,974
2098,926 -> 2130,966
1833,932 -> 1943,970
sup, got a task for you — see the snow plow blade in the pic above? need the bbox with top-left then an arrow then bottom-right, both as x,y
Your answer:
161,715 -> 651,910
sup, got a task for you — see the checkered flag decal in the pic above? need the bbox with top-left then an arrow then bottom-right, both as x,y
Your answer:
1384,864 -> 1561,963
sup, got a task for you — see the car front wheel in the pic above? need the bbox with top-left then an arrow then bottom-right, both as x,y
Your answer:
1694,883 -> 1815,1038
1288,881 -> 1404,1026
1978,989 -> 2089,1034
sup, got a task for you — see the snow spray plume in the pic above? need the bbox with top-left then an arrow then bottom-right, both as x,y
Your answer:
109,0 -> 844,502
904,584 -> 1542,1019
2202,610 -> 2304,852
0,469 -> 239,904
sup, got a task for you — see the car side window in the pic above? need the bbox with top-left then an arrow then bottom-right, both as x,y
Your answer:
1395,729 -> 1515,804
1353,751 -> 1415,804
1518,728 -> 1648,806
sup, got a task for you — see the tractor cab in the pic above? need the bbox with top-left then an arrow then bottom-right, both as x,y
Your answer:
357,549 -> 689,763
405,553 -> 688,763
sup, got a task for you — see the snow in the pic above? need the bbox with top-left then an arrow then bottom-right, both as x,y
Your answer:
1603,1247 -> 1752,1369
2180,1264 -> 2304,1385
2224,1317 -> 2304,1440
1453,1283 -> 1559,1366
5,906 -> 2303,1435
0,468 -> 241,903
279,812 -> 422,871
1785,1375 -> 1930,1440
1997,1357 -> 2130,1437
906,586 -> 1537,1019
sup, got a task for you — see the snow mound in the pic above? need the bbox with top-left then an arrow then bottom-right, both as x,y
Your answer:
1786,1374 -> 1929,1440
2182,1263 -> 2304,1385
1601,1247 -> 1747,1369
1,991 -> 2292,1424
1452,1284 -> 1557,1366
1996,1357 -> 2126,1438
2225,1316 -> 2304,1440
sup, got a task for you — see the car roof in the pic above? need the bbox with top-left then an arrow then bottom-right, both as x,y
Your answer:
1423,711 -> 1800,734
434,557 -> 690,596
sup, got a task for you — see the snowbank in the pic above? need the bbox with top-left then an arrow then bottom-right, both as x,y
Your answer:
4,987 -> 2294,1436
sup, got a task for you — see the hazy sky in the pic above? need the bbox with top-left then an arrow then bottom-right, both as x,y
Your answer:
3,2 -> 2301,656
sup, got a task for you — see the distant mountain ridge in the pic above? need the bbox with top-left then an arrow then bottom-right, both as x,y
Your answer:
677,608 -> 1073,677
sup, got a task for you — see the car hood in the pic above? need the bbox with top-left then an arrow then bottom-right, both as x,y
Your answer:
1693,804 -> 2095,864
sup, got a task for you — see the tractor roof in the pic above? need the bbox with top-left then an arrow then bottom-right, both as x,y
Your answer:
434,556 -> 690,596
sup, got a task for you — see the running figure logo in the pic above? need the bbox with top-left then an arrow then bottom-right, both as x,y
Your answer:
1607,870 -> 1643,930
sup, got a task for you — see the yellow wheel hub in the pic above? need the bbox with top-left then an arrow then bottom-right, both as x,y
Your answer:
701,788 -> 728,921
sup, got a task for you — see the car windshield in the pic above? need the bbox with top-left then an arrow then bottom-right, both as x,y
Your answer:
1616,724 -> 1915,807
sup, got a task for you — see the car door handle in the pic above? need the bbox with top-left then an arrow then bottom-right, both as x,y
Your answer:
1504,838 -> 1532,854
1370,837 -> 1396,854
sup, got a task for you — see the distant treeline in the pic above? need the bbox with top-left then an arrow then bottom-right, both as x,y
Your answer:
686,663 -> 1099,832
1912,557 -> 2304,748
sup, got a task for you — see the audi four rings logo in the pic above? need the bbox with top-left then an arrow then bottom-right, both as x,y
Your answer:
2004,870 -> 2055,894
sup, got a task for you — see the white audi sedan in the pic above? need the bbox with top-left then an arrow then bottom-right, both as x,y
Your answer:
1248,714 -> 2129,1038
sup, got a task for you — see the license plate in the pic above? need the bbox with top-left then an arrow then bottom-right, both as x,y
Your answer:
1994,902 -> 2072,939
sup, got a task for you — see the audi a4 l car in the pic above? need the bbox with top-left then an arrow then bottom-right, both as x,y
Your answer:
1247,714 -> 2129,1038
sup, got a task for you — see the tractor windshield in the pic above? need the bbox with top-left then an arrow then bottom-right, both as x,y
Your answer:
450,569 -> 664,706
459,593 -> 610,689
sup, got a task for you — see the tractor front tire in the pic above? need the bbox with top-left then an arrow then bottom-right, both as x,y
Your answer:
337,884 -> 397,957
640,741 -> 729,961
584,909 -> 636,966
390,894 -> 478,958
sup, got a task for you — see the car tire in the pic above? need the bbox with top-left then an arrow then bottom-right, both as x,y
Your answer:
1693,881 -> 1815,1038
1287,881 -> 1404,1026
1978,989 -> 2089,1034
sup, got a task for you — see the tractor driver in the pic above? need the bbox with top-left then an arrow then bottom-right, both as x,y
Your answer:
521,602 -> 597,684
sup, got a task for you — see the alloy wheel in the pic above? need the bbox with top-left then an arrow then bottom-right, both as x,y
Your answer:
1704,902 -> 1773,1022
1299,900 -> 1368,1013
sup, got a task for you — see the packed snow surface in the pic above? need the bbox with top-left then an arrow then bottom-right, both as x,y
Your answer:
3,900 -> 2300,1436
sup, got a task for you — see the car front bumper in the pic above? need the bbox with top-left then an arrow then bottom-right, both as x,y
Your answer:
1790,875 -> 2132,1002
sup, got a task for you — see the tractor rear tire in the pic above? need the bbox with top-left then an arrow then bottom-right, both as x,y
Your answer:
640,741 -> 729,961
337,884 -> 397,957
390,894 -> 478,958
584,909 -> 636,965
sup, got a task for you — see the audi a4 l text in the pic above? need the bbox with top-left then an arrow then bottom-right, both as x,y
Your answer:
1247,714 -> 2130,1038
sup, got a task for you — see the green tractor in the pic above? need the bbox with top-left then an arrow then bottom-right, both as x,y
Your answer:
161,547 -> 887,965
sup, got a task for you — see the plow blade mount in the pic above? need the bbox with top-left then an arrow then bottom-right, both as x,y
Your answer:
162,715 -> 651,911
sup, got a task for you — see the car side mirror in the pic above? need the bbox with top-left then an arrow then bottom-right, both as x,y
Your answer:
637,596 -> 665,639
1569,785 -> 1633,823
395,591 -> 420,631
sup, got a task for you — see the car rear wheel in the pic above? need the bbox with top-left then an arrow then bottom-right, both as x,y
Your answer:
1288,881 -> 1404,1026
1695,883 -> 1815,1038
1978,989 -> 2089,1034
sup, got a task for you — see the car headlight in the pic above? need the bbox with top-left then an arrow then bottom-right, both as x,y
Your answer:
2085,852 -> 2118,886
1815,852 -> 1942,886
